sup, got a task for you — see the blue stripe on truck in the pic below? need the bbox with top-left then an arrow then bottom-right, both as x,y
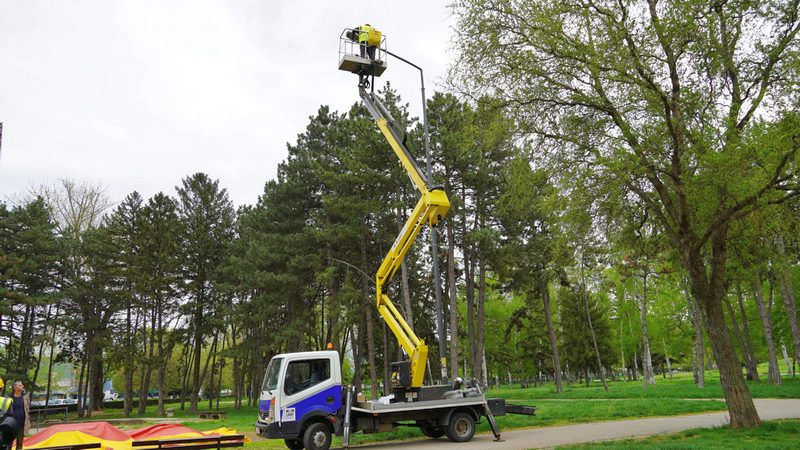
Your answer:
283,384 -> 342,421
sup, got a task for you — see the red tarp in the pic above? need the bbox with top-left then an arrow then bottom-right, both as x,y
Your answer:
125,424 -> 222,440
23,421 -> 242,449
24,422 -> 131,447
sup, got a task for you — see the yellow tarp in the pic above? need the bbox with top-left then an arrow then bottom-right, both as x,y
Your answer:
24,430 -> 133,450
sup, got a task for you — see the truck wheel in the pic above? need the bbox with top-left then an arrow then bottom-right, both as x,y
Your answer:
303,422 -> 331,450
283,438 -> 304,450
445,412 -> 475,442
417,420 -> 444,438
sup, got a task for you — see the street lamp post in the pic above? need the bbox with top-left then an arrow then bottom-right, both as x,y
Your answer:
384,49 -> 448,383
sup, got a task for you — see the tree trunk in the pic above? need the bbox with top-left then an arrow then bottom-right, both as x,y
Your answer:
32,304 -> 54,387
230,319 -> 241,410
90,355 -> 104,413
736,286 -> 760,382
180,335 -> 193,410
45,319 -> 57,407
725,297 -> 753,381
685,287 -> 704,388
698,290 -> 760,427
208,341 -> 218,410
382,323 -> 391,396
542,286 -> 563,393
18,304 -> 33,376
361,238 -> 379,400
365,306 -> 378,399
83,330 -> 104,416
462,185 -> 477,379
446,215 -> 459,381
620,318 -> 628,381
198,332 -> 218,397
76,358 -> 86,418
351,326 -> 362,392
584,290 -> 608,391
139,307 -> 155,415
775,237 -> 800,366
465,254 -> 476,379
481,348 -> 488,390
476,237 -> 486,388
156,297 -> 166,417
124,304 -> 134,418
684,229 -> 760,428
216,337 -> 225,410
581,261 -> 608,391
781,343 -> 794,377
190,293 -> 204,414
752,272 -> 782,385
639,271 -> 655,386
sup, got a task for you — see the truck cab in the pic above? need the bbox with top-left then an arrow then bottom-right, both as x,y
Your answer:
256,351 -> 342,450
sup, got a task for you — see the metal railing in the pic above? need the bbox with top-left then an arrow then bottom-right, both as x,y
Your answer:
339,28 -> 387,64
31,405 -> 69,432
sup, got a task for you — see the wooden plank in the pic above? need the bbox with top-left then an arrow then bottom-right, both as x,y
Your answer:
132,443 -> 243,450
133,434 -> 245,449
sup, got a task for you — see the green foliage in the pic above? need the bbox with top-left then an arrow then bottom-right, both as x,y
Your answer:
558,286 -> 614,378
0,198 -> 60,385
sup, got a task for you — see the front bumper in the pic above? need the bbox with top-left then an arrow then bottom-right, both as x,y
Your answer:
256,420 -> 300,440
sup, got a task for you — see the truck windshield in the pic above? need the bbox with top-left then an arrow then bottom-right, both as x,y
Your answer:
262,357 -> 283,392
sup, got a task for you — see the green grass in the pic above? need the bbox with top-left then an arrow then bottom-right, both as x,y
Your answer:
489,372 -> 800,400
59,372 -> 800,449
559,419 -> 800,449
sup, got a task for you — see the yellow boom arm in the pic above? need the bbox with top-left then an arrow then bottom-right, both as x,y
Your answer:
360,88 -> 450,388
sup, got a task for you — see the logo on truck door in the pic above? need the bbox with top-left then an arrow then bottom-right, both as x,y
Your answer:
283,407 -> 296,422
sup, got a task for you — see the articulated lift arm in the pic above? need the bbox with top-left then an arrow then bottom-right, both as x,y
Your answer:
359,87 -> 450,389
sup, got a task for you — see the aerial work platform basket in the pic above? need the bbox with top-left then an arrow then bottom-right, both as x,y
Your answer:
339,28 -> 387,77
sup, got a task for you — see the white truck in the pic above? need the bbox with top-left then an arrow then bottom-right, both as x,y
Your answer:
255,350 -> 535,450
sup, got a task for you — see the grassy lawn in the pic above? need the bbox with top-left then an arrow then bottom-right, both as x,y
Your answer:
58,371 -> 799,449
559,419 -> 800,449
490,371 -> 800,400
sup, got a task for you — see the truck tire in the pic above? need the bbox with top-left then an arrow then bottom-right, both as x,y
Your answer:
284,438 -> 304,450
445,412 -> 475,442
417,420 -> 444,438
303,422 -> 331,450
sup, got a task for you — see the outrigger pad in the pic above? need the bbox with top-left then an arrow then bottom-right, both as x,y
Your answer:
339,54 -> 387,77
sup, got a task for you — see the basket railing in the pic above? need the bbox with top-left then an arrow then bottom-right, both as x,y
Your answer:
339,28 -> 387,63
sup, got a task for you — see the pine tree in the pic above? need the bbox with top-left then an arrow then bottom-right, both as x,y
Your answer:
176,173 -> 235,414
0,198 -> 59,384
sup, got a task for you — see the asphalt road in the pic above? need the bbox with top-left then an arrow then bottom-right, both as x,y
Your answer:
347,399 -> 800,450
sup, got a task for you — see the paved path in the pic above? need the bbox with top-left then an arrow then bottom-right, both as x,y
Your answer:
349,399 -> 800,450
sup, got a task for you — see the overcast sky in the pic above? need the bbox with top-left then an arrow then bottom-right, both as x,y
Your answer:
0,0 -> 456,207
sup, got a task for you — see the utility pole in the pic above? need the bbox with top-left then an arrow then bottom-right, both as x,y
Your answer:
385,50 -> 448,383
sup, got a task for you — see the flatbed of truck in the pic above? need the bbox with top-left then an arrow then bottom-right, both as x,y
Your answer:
352,395 -> 487,414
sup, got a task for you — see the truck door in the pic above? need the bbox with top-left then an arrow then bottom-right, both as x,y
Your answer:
277,356 -> 342,435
